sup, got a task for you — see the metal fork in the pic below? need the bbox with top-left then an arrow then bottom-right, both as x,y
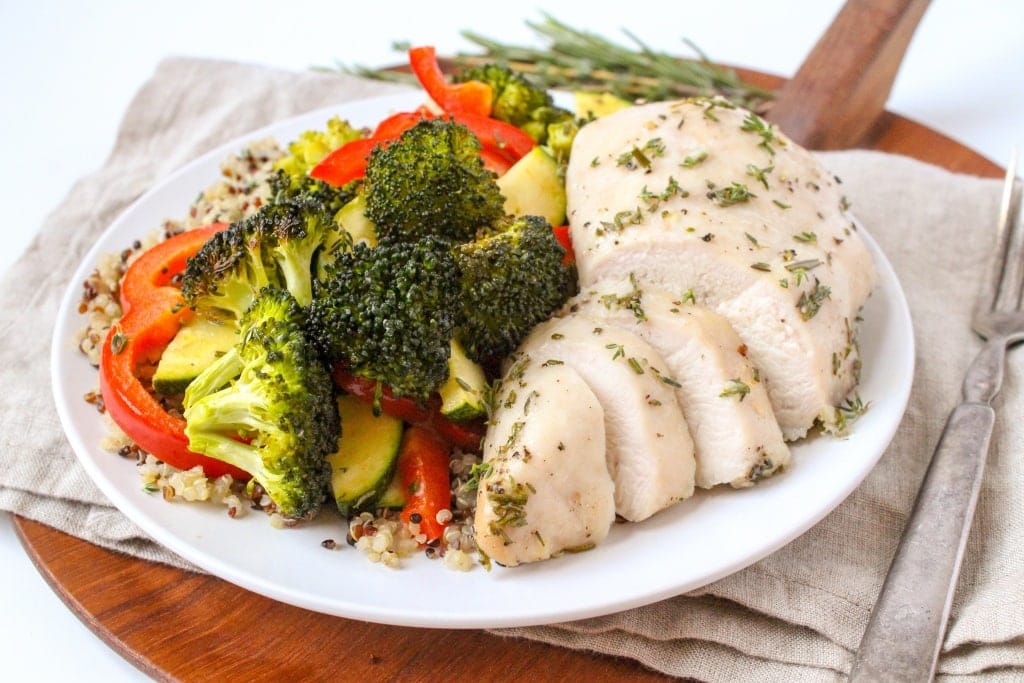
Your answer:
849,152 -> 1023,682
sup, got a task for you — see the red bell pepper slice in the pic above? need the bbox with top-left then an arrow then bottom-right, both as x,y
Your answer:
99,227 -> 250,480
331,366 -> 485,453
333,366 -> 432,423
309,137 -> 380,188
552,225 -> 575,265
451,111 -> 537,163
371,108 -> 434,139
479,146 -> 513,176
408,45 -> 492,117
311,127 -> 515,187
311,110 -> 433,187
397,425 -> 453,542
100,288 -> 249,479
118,223 -> 226,313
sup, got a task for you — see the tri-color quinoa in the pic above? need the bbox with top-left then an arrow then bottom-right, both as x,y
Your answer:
76,140 -> 284,366
342,448 -> 481,569
76,139 -> 483,571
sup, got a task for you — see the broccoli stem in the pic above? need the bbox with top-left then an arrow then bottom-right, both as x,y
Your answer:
270,241 -> 319,307
183,347 -> 245,406
188,387 -> 280,435
184,388 -> 281,477
182,431 -> 269,485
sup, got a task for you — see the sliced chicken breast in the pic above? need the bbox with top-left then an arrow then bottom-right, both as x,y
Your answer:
516,314 -> 696,521
569,276 -> 790,488
474,355 -> 615,566
566,98 -> 876,439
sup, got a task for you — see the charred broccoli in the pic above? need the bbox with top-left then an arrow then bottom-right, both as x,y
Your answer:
182,190 -> 346,314
259,197 -> 339,307
181,222 -> 276,320
307,237 -> 459,402
362,119 -> 505,244
183,287 -> 339,520
454,215 -> 574,362
454,63 -> 576,146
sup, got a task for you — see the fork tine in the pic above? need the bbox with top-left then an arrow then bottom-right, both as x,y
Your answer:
987,149 -> 1022,313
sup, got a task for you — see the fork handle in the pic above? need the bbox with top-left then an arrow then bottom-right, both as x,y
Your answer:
848,400 -> 994,681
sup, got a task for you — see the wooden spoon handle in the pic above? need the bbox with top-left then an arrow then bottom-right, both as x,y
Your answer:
767,0 -> 932,149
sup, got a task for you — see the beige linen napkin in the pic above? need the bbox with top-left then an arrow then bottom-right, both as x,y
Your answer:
1,57 -> 1021,681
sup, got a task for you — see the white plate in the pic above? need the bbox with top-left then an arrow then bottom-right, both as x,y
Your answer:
51,91 -> 914,629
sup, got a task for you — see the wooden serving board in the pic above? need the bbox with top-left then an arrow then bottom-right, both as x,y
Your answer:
16,67 -> 1002,681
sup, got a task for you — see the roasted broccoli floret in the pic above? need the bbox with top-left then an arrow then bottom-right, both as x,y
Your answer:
182,192 -> 346,314
268,168 -> 359,213
454,215 -> 574,363
273,116 -> 366,186
307,237 -> 459,402
255,197 -> 339,307
181,223 -> 277,321
183,287 -> 339,520
363,119 -> 506,244
267,169 -> 370,282
454,63 -> 576,145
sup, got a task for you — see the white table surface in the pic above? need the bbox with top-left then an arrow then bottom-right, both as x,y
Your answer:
2,1 -> 1022,680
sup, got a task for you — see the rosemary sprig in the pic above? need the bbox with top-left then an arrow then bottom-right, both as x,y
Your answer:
335,15 -> 772,113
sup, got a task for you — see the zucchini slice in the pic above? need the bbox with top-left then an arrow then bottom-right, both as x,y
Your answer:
496,146 -> 567,226
438,339 -> 487,421
327,394 -> 404,517
152,315 -> 238,395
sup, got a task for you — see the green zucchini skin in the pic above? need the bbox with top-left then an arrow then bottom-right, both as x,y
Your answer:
327,394 -> 404,517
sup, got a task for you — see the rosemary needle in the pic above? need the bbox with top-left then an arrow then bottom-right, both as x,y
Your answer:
332,14 -> 772,113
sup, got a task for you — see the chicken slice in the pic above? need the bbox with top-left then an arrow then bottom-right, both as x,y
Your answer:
569,276 -> 790,488
516,314 -> 696,521
474,355 -> 615,566
566,98 -> 876,439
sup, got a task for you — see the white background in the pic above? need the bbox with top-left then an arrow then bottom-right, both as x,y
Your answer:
2,1 -> 1022,679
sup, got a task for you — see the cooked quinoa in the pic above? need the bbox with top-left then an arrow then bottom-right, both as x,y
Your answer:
75,139 -> 284,366
77,137 -> 484,571
342,448 -> 481,570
